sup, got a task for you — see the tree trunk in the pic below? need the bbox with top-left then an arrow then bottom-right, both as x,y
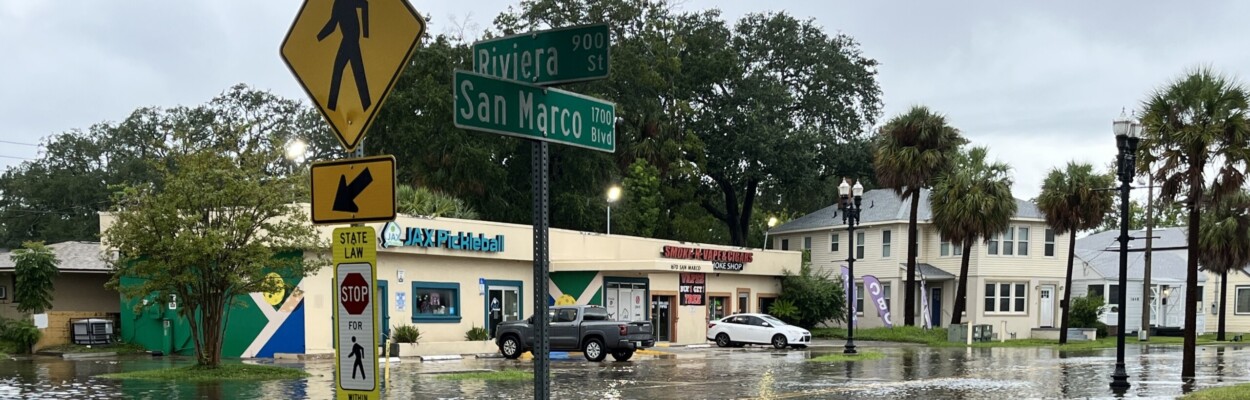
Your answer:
904,190 -> 919,326
1059,232 -> 1076,344
1182,176 -> 1202,379
1219,269 -> 1228,341
951,240 -> 973,325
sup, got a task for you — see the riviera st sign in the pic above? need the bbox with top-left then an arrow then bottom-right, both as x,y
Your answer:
453,70 -> 616,153
472,24 -> 609,86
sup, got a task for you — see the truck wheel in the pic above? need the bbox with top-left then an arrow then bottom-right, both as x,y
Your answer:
500,336 -> 522,359
715,333 -> 732,348
583,338 -> 607,362
771,334 -> 788,349
611,349 -> 634,362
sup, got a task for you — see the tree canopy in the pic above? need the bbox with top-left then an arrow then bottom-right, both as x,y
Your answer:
10,241 -> 59,314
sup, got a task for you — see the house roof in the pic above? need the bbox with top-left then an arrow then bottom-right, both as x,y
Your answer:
0,242 -> 112,273
1074,227 -> 1201,283
770,188 -> 1045,234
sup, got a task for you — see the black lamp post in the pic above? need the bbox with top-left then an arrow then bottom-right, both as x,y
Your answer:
1111,110 -> 1143,390
839,178 -> 864,355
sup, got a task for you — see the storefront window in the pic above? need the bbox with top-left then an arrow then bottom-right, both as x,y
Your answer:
412,282 -> 460,322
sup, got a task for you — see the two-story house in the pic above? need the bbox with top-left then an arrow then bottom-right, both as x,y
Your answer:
768,188 -> 1070,339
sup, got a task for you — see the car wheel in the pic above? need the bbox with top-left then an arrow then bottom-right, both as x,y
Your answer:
611,349 -> 635,362
772,334 -> 788,349
715,333 -> 732,348
583,338 -> 607,362
500,336 -> 522,359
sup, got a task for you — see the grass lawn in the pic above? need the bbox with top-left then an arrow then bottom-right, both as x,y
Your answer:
808,351 -> 886,362
1182,382 -> 1250,400
814,327 -> 1225,349
99,364 -> 309,381
40,343 -> 147,355
434,370 -> 532,381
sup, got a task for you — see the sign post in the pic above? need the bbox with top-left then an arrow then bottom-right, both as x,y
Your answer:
458,23 -> 614,400
333,226 -> 379,400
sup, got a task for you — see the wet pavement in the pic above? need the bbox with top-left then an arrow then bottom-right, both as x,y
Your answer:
1,342 -> 1248,399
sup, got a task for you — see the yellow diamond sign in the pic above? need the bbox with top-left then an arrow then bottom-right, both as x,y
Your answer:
281,0 -> 425,152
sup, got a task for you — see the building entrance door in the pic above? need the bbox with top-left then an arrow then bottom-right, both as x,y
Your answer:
1039,285 -> 1055,328
651,295 -> 674,342
487,286 -> 520,338
930,287 -> 942,328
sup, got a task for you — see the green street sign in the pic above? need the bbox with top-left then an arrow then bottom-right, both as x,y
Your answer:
472,24 -> 610,86
454,70 -> 616,153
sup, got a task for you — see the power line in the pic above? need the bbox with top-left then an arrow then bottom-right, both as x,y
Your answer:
0,155 -> 32,160
0,140 -> 39,147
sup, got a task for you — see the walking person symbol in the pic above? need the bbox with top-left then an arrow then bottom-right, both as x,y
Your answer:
317,0 -> 371,111
349,336 -> 366,379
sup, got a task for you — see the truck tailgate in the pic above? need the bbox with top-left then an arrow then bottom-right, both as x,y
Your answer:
625,321 -> 654,341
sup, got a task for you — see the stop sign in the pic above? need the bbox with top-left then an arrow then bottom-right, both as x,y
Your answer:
340,272 -> 370,315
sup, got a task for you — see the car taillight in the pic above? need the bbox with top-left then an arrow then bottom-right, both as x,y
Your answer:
619,324 -> 628,335
708,323 -> 717,330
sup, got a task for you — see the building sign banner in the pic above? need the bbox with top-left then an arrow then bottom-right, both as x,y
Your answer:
863,275 -> 893,328
841,265 -> 856,327
679,273 -> 706,306
661,245 -> 753,263
712,262 -> 744,272
380,222 -> 505,252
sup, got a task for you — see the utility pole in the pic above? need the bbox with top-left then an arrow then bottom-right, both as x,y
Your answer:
1139,172 -> 1154,341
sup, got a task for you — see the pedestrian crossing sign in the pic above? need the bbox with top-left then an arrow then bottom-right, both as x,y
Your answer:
280,0 -> 426,152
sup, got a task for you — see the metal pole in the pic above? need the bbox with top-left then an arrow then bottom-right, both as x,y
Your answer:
607,204 -> 611,235
1140,171 -> 1154,341
763,231 -> 769,249
1111,135 -> 1133,389
843,197 -> 859,355
532,140 -> 551,399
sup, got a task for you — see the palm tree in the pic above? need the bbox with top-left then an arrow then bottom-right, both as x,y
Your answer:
1037,162 -> 1115,344
396,184 -> 481,220
874,106 -> 967,326
1197,190 -> 1250,341
1138,68 -> 1250,378
930,146 -> 1016,325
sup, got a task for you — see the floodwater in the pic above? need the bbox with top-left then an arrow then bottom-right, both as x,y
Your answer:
1,343 -> 1248,399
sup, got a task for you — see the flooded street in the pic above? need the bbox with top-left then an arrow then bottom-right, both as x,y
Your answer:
2,343 -> 1249,399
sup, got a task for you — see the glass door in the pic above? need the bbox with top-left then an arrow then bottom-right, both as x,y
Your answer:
651,295 -> 673,341
487,286 -> 520,338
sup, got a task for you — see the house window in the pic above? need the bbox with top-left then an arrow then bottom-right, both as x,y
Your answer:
941,238 -> 963,257
1236,286 -> 1250,314
1088,284 -> 1105,300
1003,227 -> 1015,256
1108,284 -> 1121,307
985,282 -> 1027,313
803,236 -> 812,250
856,282 -> 892,313
781,239 -> 789,251
988,233 -> 999,255
883,283 -> 892,311
412,282 -> 461,322
831,234 -> 839,252
1017,227 -> 1029,256
1045,229 -> 1056,257
882,230 -> 892,258
856,232 -> 865,260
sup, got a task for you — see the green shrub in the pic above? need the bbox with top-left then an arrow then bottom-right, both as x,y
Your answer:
392,325 -> 421,344
1069,296 -> 1104,329
0,318 -> 42,354
465,326 -> 490,341
767,299 -> 800,322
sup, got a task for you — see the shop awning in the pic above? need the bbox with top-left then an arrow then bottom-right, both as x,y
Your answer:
898,263 -> 956,281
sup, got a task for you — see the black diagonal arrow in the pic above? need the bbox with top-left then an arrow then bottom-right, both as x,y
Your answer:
333,168 -> 373,213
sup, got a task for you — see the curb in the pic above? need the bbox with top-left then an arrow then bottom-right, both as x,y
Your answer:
419,355 -> 463,362
61,352 -> 118,359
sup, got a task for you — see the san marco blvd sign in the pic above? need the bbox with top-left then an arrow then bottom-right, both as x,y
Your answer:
454,70 -> 616,153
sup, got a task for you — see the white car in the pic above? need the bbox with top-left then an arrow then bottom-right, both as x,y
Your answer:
707,313 -> 811,349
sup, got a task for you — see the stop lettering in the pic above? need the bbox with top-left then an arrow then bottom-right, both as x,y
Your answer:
340,272 -> 370,315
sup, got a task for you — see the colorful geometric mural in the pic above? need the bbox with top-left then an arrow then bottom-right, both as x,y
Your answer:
119,269 -> 307,358
548,271 -> 603,306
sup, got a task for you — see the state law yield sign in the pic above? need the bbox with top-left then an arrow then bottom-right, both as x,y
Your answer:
281,0 -> 426,152
333,226 -> 378,399
311,155 -> 396,225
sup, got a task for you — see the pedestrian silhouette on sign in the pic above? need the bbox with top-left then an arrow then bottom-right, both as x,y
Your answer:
317,0 -> 371,111
349,336 -> 366,379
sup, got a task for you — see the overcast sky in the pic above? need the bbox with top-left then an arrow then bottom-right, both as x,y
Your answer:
2,0 -> 1248,200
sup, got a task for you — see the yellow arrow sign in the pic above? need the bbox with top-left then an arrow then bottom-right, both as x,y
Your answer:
311,156 -> 396,224
281,0 -> 426,152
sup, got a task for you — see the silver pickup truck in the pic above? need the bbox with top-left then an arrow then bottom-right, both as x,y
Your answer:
495,305 -> 656,362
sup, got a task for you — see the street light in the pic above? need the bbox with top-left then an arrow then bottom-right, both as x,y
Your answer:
763,217 -> 778,249
606,185 -> 622,235
839,178 -> 864,355
1111,109 -> 1143,390
285,138 -> 308,162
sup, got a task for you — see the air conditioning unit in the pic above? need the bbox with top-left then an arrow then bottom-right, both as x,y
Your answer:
71,319 -> 114,345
